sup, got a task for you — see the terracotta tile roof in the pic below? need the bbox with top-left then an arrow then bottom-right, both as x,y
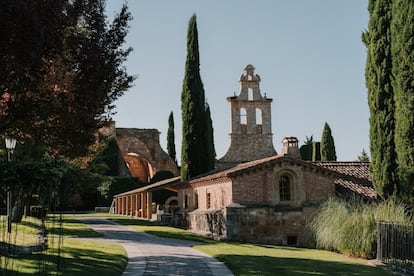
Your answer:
189,154 -> 335,183
313,162 -> 377,200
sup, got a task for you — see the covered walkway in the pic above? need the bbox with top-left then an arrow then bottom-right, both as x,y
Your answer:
113,177 -> 181,219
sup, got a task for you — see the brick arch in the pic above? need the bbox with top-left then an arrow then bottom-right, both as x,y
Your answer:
123,154 -> 154,183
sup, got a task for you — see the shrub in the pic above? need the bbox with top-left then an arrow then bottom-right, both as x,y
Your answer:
309,198 -> 412,258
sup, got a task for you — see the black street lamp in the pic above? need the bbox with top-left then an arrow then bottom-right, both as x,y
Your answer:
5,137 -> 16,233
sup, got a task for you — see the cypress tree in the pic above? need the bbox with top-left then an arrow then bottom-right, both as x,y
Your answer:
167,111 -> 177,164
312,142 -> 321,161
320,122 -> 337,161
391,0 -> 414,201
299,135 -> 313,161
181,14 -> 208,180
363,0 -> 397,199
205,103 -> 216,170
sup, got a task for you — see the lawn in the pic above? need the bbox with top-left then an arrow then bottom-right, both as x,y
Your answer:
103,214 -> 393,276
0,214 -> 127,275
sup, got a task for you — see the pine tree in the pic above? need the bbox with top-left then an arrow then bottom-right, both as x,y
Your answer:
205,104 -> 216,170
181,14 -> 208,180
320,122 -> 337,161
357,149 -> 370,162
167,111 -> 177,164
391,0 -> 414,201
363,0 -> 398,199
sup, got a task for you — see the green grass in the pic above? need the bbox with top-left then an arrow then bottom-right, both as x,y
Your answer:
1,214 -> 127,275
102,214 -> 393,276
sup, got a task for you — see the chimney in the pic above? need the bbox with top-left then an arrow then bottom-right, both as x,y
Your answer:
281,137 -> 300,159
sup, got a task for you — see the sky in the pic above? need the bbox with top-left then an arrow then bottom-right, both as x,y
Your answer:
105,1 -> 370,163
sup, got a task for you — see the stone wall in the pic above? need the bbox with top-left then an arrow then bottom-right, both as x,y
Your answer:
225,204 -> 317,245
187,209 -> 227,240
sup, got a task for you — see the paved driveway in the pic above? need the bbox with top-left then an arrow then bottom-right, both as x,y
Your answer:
76,217 -> 233,276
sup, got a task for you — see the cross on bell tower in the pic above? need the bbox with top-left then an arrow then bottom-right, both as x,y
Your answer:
219,65 -> 276,164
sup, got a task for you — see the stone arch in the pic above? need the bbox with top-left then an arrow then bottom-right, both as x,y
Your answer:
123,154 -> 154,183
165,196 -> 179,213
114,128 -> 179,182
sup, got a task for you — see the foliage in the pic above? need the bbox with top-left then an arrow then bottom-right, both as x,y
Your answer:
391,0 -> 414,203
205,104 -> 216,170
167,111 -> 177,164
0,157 -> 69,221
0,0 -> 134,158
309,198 -> 412,258
312,142 -> 321,161
320,122 -> 337,161
357,149 -> 370,162
363,0 -> 398,199
97,177 -> 145,206
299,136 -> 313,161
181,14 -> 215,179
90,138 -> 122,176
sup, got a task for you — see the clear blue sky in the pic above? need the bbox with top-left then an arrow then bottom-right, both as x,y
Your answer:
105,1 -> 370,162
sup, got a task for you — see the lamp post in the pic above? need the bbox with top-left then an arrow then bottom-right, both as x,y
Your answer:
5,137 -> 16,233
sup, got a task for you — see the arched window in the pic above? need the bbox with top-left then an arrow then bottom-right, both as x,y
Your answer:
248,88 -> 253,101
279,175 -> 291,201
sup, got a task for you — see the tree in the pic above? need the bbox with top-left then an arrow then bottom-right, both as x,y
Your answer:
357,149 -> 370,162
320,122 -> 337,161
300,135 -> 313,161
312,142 -> 321,161
391,0 -> 414,201
205,103 -> 216,170
167,111 -> 177,164
363,0 -> 398,199
0,0 -> 134,157
181,14 -> 210,180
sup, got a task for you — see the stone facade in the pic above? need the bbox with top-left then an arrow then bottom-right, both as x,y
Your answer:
176,154 -> 337,245
219,65 -> 276,165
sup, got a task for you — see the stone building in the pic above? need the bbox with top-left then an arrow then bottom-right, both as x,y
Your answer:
113,65 -> 376,245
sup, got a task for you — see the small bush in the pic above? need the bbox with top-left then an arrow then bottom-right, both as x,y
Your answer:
309,198 -> 412,258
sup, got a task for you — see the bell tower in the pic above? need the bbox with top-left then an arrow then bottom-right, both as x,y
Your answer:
219,65 -> 276,164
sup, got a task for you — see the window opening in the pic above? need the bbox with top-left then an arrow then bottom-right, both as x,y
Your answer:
206,191 -> 211,209
248,88 -> 253,101
279,175 -> 291,201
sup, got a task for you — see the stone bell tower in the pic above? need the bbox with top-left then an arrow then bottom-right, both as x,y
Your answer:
219,65 -> 276,165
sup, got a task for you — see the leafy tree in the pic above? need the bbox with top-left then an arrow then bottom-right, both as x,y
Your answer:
363,0 -> 398,199
181,14 -> 211,179
320,122 -> 337,161
0,0 -> 134,157
167,111 -> 177,164
391,0 -> 414,202
357,149 -> 370,162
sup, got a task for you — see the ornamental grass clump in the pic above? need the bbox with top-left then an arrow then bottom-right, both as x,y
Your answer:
309,198 -> 412,258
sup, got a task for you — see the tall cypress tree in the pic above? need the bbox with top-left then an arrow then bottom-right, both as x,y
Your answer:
167,111 -> 177,164
391,0 -> 414,201
205,103 -> 216,170
363,0 -> 397,199
181,14 -> 208,180
320,122 -> 337,161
